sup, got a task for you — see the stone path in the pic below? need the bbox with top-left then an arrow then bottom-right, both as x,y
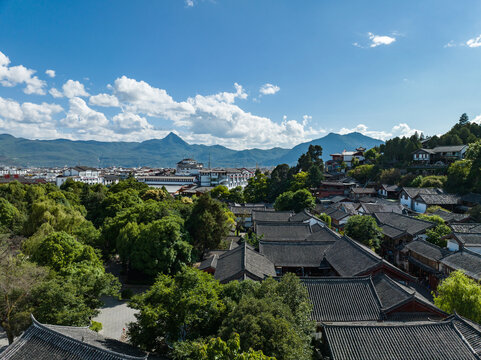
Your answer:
93,296 -> 138,340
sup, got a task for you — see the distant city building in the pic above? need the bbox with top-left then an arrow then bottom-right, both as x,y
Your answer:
56,166 -> 103,187
327,147 -> 366,171
176,158 -> 203,175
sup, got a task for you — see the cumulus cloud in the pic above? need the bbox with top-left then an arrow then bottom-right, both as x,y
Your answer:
368,33 -> 396,47
0,51 -> 46,95
259,83 -> 280,95
112,112 -> 153,133
467,34 -> 481,48
61,97 -> 108,129
62,80 -> 89,98
0,96 -> 64,139
472,115 -> 481,124
339,123 -> 422,141
112,75 -> 195,120
49,88 -> 64,98
185,0 -> 194,6
45,69 -> 56,78
89,93 -> 120,107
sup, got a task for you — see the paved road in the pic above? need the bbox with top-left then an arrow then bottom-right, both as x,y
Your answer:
93,296 -> 138,340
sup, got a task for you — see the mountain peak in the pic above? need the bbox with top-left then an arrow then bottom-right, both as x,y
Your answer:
163,132 -> 187,145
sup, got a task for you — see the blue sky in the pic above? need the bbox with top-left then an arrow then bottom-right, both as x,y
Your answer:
0,0 -> 480,149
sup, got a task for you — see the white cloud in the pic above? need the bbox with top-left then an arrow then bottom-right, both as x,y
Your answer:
61,97 -> 108,129
0,51 -> 46,95
444,40 -> 456,48
112,75 -> 195,120
185,0 -> 194,6
45,69 -> 56,78
472,115 -> 481,124
89,93 -> 120,107
112,112 -> 152,133
339,123 -> 422,141
467,34 -> 481,48
259,83 -> 280,95
49,88 -> 64,98
368,32 -> 396,47
62,79 -> 89,98
0,96 -> 62,124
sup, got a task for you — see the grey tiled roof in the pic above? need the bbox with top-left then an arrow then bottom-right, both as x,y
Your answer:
440,249 -> 481,281
0,316 -> 147,359
255,222 -> 311,241
323,319 -> 480,360
402,187 -> 444,199
213,242 -> 276,283
324,236 -> 382,276
301,277 -> 383,322
416,193 -> 461,206
374,212 -> 434,236
252,210 -> 293,223
450,223 -> 481,234
404,239 -> 448,261
259,241 -> 335,267
431,209 -> 470,223
432,145 -> 468,153
360,203 -> 403,215
453,233 -> 481,246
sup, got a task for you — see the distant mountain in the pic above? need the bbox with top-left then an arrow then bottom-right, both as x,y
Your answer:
0,132 -> 383,168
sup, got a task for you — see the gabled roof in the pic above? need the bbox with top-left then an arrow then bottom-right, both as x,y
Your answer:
372,273 -> 445,316
0,315 -> 147,359
403,239 -> 448,261
452,233 -> 481,247
440,249 -> 481,281
360,202 -> 403,215
255,222 -> 311,241
252,210 -> 293,223
431,209 -> 470,223
301,277 -> 383,322
351,187 -> 376,194
324,236 -> 383,277
380,184 -> 401,192
450,223 -> 481,234
401,187 -> 444,199
259,240 -> 336,268
415,193 -> 461,206
374,212 -> 434,236
432,145 -> 468,153
288,209 -> 313,222
323,318 -> 480,360
213,242 -> 276,283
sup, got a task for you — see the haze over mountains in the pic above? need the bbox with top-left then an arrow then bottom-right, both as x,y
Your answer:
0,132 -> 383,168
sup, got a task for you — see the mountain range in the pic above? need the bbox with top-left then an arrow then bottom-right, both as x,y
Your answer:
0,132 -> 383,168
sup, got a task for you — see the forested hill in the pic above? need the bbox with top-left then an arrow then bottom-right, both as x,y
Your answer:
0,131 -> 383,168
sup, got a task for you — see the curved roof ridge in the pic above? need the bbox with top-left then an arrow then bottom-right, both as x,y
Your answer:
30,315 -> 147,360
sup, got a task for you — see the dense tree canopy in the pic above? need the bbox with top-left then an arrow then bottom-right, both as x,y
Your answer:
344,215 -> 382,250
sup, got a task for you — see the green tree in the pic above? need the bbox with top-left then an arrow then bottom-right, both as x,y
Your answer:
446,160 -> 471,194
0,198 -> 25,234
347,164 -> 377,184
379,168 -> 401,185
244,171 -> 269,203
344,215 -> 382,250
128,268 -> 226,353
186,194 -> 231,253
459,113 -> 469,126
307,165 -> 323,188
267,164 -> 291,202
32,231 -> 100,272
172,334 -> 274,360
317,213 -> 331,228
274,189 -> 315,212
364,147 -> 380,163
466,140 -> 481,193
296,145 -> 323,172
227,187 -> 245,204
433,270 -> 481,323
125,216 -> 192,276
0,244 -> 46,344
219,296 -> 311,360
210,185 -> 230,202
288,172 -> 309,192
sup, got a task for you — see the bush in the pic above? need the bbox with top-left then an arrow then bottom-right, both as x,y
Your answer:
121,288 -> 134,300
89,320 -> 102,332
